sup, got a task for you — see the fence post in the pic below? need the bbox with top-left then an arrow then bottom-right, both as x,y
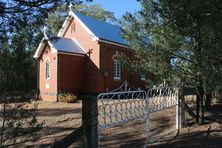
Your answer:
177,87 -> 185,129
82,95 -> 98,148
176,88 -> 179,130
145,92 -> 150,146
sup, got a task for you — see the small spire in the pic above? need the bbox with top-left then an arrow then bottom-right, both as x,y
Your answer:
68,2 -> 73,12
42,25 -> 48,39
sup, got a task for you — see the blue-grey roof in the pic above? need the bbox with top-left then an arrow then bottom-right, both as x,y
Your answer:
49,37 -> 85,54
74,12 -> 128,46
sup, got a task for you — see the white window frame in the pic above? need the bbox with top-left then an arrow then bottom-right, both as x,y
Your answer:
113,59 -> 121,80
45,60 -> 50,80
141,75 -> 146,81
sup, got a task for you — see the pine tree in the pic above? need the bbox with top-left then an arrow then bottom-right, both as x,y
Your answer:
121,0 -> 222,124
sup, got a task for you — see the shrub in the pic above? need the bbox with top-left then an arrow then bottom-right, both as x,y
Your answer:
58,91 -> 78,103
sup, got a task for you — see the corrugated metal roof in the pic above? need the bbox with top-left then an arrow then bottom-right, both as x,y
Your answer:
74,12 -> 128,46
49,36 -> 85,54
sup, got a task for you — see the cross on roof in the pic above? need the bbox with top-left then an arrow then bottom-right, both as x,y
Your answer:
42,25 -> 48,39
68,2 -> 73,12
42,25 -> 47,34
87,49 -> 93,58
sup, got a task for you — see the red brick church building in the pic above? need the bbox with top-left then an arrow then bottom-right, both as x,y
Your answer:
34,10 -> 146,101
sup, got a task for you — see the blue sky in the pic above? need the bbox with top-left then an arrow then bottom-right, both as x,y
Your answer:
86,0 -> 141,18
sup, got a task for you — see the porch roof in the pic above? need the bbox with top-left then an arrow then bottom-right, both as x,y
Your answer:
50,36 -> 85,54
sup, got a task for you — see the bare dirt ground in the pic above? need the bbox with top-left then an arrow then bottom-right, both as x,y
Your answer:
149,98 -> 222,148
98,99 -> 222,148
2,101 -> 83,147
29,101 -> 83,147
1,98 -> 222,147
99,106 -> 177,147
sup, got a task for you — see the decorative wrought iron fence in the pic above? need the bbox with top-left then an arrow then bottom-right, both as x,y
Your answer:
98,81 -> 147,129
146,84 -> 180,144
97,81 -> 181,147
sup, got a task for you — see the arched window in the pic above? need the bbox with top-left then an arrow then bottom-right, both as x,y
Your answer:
113,59 -> 121,80
45,60 -> 50,80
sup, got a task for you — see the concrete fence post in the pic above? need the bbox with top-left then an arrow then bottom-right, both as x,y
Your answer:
82,95 -> 98,148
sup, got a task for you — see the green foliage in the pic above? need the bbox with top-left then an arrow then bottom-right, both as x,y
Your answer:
0,1 -> 85,35
121,0 -> 222,91
0,25 -> 38,92
77,4 -> 117,23
121,0 -> 222,118
58,91 -> 78,103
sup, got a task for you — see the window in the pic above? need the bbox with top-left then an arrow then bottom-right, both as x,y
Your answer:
141,75 -> 146,81
46,60 -> 50,80
113,59 -> 121,80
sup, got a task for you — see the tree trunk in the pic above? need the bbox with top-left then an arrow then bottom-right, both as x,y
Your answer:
194,16 -> 205,124
205,93 -> 212,111
196,86 -> 204,124
0,103 -> 6,146
196,94 -> 200,123
199,87 -> 204,124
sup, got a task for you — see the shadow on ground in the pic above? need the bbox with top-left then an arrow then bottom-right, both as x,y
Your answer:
149,100 -> 222,148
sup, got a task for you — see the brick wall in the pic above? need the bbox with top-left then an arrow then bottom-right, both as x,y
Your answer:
62,18 -> 104,94
99,42 -> 146,91
63,18 -> 100,68
61,16 -> 146,92
57,53 -> 87,94
38,45 -> 58,101
84,57 -> 104,94
61,17 -> 146,92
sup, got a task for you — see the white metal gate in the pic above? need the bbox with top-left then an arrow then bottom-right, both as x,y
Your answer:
97,81 -> 180,147
146,82 -> 180,144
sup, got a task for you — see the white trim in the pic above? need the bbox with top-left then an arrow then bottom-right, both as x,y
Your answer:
71,38 -> 87,54
57,11 -> 99,41
44,57 -> 51,62
34,11 -> 129,59
57,11 -> 129,48
45,58 -> 50,80
57,15 -> 72,37
33,38 -> 57,59
47,40 -> 57,53
113,77 -> 121,80
33,37 -> 87,59
33,41 -> 45,59
99,39 -> 129,49
92,35 -> 99,41
70,11 -> 98,40
58,51 -> 85,57
113,59 -> 121,80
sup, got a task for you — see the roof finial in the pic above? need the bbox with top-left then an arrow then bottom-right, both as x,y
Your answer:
68,2 -> 73,12
42,25 -> 48,39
